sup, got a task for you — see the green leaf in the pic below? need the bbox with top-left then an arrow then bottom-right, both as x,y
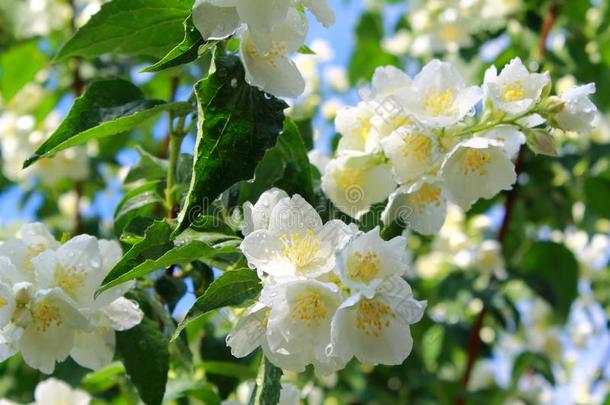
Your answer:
171,268 -> 262,341
55,0 -> 193,61
99,221 -> 237,294
519,241 -> 578,322
239,118 -> 315,205
0,40 -> 46,102
113,180 -> 164,235
585,175 -> 610,219
248,357 -> 283,405
200,361 -> 258,380
348,11 -> 400,85
125,147 -> 169,184
174,54 -> 287,235
24,79 -> 191,168
141,15 -> 212,73
81,362 -> 125,394
116,292 -> 170,405
511,352 -> 555,386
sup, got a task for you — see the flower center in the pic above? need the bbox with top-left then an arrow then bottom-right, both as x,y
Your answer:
347,251 -> 381,284
56,266 -> 86,295
336,167 -> 365,191
424,89 -> 454,116
459,149 -> 492,176
502,81 -> 525,102
245,40 -> 286,69
406,184 -> 443,212
355,298 -> 396,337
290,291 -> 328,327
32,303 -> 62,333
402,131 -> 433,161
0,297 -> 7,308
357,117 -> 372,144
280,229 -> 320,268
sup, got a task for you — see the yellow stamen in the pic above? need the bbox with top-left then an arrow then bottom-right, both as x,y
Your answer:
355,298 -> 395,337
424,89 -> 454,116
280,229 -> 320,268
459,149 -> 493,176
290,291 -> 328,327
0,297 -> 7,308
502,81 -> 525,102
56,266 -> 86,295
33,303 -> 62,333
347,251 -> 381,284
406,184 -> 442,213
402,131 -> 433,161
357,117 -> 372,144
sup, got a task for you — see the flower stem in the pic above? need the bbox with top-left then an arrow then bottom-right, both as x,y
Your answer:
165,114 -> 186,218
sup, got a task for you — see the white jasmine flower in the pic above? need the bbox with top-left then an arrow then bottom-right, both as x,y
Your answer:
33,378 -> 91,405
483,57 -> 550,116
261,279 -> 348,374
240,194 -> 353,280
396,60 -> 482,128
553,83 -> 597,135
192,0 -> 241,41
70,297 -> 142,370
321,153 -> 396,219
0,223 -> 60,284
329,276 -> 426,366
335,102 -> 378,153
241,188 -> 289,236
193,0 -> 335,98
335,227 -> 410,298
380,126 -> 441,184
440,137 -> 517,210
367,65 -> 412,100
382,179 -> 448,236
240,8 -> 307,98
17,287 -> 89,374
226,302 -> 269,358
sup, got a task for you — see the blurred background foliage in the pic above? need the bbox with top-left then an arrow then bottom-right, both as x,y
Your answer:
0,0 -> 609,404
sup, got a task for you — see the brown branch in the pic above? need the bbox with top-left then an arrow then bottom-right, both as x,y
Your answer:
455,4 -> 561,404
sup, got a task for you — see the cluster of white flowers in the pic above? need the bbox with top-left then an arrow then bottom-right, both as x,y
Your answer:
321,57 -> 597,236
227,188 -> 426,375
0,378 -> 91,405
192,0 -> 335,98
0,223 -> 143,374
405,0 -> 522,56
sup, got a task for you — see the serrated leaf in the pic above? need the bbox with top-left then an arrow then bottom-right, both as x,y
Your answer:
24,79 -> 191,167
55,0 -> 192,61
141,15 -> 213,73
174,54 -> 287,235
116,292 -> 170,405
249,357 -> 283,405
99,221 -> 238,294
238,118 -> 315,205
171,268 -> 262,341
